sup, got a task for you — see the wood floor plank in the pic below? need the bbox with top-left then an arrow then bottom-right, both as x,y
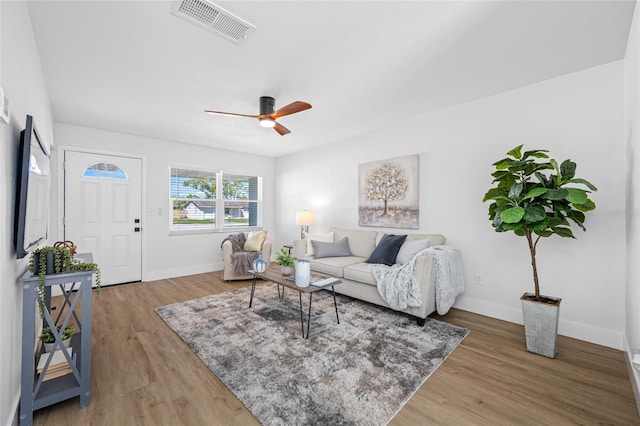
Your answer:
33,271 -> 639,425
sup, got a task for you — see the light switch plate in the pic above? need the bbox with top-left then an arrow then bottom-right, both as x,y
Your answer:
0,87 -> 9,124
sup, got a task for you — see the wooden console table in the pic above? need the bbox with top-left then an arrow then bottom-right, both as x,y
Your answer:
20,265 -> 93,426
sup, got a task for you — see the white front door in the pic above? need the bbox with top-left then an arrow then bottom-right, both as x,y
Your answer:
64,151 -> 142,286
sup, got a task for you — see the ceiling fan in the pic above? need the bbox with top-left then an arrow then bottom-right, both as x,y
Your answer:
205,96 -> 312,136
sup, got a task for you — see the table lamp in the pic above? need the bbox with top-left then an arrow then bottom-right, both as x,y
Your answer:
296,210 -> 314,239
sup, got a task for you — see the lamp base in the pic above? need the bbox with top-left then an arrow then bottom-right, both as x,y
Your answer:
300,226 -> 309,240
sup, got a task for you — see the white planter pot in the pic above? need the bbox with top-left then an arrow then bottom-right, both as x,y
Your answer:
44,337 -> 71,353
280,266 -> 293,276
521,293 -> 561,358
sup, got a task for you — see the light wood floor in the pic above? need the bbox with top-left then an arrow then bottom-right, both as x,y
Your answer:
33,270 -> 640,425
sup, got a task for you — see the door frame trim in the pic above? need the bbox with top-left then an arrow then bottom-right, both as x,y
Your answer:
57,146 -> 147,282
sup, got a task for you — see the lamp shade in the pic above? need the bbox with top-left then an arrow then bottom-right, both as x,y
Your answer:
296,210 -> 315,226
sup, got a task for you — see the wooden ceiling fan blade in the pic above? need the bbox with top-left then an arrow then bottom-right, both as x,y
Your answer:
204,109 -> 260,119
271,101 -> 312,119
274,122 -> 291,136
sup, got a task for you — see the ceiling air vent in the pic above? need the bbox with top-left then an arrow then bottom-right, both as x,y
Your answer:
170,0 -> 256,44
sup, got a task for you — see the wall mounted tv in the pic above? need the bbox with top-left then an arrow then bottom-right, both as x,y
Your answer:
14,115 -> 51,259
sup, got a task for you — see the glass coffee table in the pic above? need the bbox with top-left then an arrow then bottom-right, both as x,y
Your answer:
249,265 -> 341,339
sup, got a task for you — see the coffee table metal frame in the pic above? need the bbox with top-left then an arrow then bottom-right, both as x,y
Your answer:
249,266 -> 341,338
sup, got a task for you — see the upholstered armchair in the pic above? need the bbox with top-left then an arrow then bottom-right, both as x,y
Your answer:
221,232 -> 272,281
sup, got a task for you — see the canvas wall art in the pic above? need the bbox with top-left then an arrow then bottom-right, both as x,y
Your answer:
358,154 -> 419,229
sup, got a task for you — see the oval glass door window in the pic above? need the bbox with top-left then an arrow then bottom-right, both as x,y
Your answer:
82,162 -> 128,180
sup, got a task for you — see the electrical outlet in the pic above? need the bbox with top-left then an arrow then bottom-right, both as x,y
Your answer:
474,273 -> 483,286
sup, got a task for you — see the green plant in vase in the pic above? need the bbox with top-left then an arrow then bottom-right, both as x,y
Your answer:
275,248 -> 295,275
29,246 -> 74,318
29,246 -> 101,318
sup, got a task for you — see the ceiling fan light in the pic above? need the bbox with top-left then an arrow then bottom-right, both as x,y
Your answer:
259,118 -> 276,128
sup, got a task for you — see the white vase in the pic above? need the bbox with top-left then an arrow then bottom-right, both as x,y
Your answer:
281,265 -> 292,276
295,260 -> 311,287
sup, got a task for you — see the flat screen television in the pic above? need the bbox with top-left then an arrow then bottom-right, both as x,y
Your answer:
14,115 -> 51,259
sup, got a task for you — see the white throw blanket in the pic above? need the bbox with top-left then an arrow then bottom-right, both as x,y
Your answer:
369,245 -> 464,315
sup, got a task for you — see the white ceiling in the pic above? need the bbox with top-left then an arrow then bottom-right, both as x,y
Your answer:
27,0 -> 635,157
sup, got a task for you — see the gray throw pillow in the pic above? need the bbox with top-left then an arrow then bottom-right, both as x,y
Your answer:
395,238 -> 431,265
366,234 -> 407,266
312,237 -> 352,259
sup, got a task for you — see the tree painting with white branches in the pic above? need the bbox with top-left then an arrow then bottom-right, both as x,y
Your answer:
359,155 -> 419,229
366,162 -> 408,216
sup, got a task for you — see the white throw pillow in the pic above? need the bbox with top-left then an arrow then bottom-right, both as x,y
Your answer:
395,238 -> 431,265
306,232 -> 334,256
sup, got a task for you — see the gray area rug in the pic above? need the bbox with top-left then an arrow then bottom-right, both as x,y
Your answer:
156,284 -> 469,426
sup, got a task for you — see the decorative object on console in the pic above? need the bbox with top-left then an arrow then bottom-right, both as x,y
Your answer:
483,144 -> 597,358
295,210 -> 314,239
358,154 -> 419,229
275,247 -> 295,275
29,246 -> 101,318
40,324 -> 75,352
294,259 -> 311,287
252,253 -> 268,273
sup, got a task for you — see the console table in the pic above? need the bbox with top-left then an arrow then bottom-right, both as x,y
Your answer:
20,265 -> 93,426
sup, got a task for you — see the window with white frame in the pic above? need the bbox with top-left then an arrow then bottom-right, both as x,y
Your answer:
170,167 -> 262,232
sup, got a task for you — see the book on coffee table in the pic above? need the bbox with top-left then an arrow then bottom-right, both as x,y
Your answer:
286,272 -> 340,287
310,277 -> 340,288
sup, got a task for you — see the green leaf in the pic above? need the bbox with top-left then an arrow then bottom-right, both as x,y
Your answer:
560,160 -> 576,181
550,158 -> 559,174
542,189 -> 569,200
500,207 -> 525,223
567,178 -> 598,191
535,229 -> 553,237
507,145 -> 524,160
522,150 -> 549,160
524,187 -> 547,199
514,228 -> 525,236
535,172 -> 549,186
565,188 -> 587,204
528,219 -> 550,232
573,198 -> 596,212
523,205 -> 546,222
552,227 -> 575,238
508,182 -> 524,199
483,187 -> 507,202
492,159 -> 512,170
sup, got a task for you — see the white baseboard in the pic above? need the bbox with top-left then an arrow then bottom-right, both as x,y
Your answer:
623,336 -> 640,416
142,262 -> 223,282
453,298 -> 623,350
6,391 -> 19,426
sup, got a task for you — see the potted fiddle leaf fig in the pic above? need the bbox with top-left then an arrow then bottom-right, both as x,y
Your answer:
483,145 -> 597,358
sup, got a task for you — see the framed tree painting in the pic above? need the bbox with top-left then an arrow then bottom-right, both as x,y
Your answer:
358,154 -> 419,229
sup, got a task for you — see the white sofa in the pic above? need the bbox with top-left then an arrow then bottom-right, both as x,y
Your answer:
293,227 -> 446,325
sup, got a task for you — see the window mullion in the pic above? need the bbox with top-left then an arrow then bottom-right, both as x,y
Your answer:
216,171 -> 224,231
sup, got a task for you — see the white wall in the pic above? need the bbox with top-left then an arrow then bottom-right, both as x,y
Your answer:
52,123 -> 276,281
624,0 -> 640,411
275,61 -> 625,349
0,2 -> 55,425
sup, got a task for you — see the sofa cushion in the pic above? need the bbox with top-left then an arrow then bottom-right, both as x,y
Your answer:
343,263 -> 377,286
306,231 -> 334,256
366,234 -> 407,266
307,256 -> 366,278
331,228 -> 378,258
408,234 -> 446,246
312,237 -> 352,259
396,238 -> 431,265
